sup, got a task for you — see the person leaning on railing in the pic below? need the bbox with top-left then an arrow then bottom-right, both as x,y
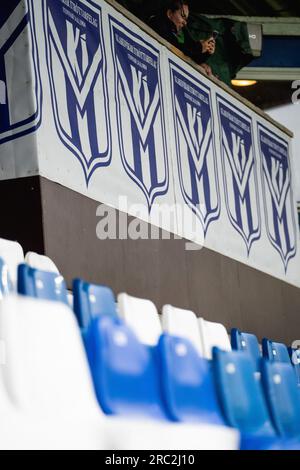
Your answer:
148,0 -> 216,76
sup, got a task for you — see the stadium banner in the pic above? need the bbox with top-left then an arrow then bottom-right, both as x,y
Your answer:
0,0 -> 41,178
0,0 -> 299,286
166,50 -> 299,284
36,0 -> 177,234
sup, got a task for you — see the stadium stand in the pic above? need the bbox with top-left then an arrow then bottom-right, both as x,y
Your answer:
1,0 -> 299,453
3,237 -> 300,449
0,239 -> 242,449
0,237 -> 300,449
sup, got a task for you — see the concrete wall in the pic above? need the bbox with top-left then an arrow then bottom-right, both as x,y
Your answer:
1,175 -> 299,346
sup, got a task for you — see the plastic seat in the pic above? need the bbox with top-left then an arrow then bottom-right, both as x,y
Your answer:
289,348 -> 300,387
73,279 -> 117,330
162,305 -> 203,355
18,264 -> 68,304
0,238 -> 24,288
0,258 -> 13,298
231,328 -> 261,372
118,293 -> 162,346
212,348 -> 290,450
158,334 -> 225,425
261,360 -> 300,441
0,296 -> 99,418
0,295 -> 107,449
199,318 -> 231,360
262,338 -> 291,363
25,252 -> 59,274
85,315 -> 165,419
0,297 -> 237,449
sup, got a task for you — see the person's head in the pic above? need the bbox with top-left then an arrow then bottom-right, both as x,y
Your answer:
166,1 -> 189,32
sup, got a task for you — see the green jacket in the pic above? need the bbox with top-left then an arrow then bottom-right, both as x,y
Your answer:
188,14 -> 254,86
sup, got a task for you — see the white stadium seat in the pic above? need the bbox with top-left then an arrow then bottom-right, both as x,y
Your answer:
0,238 -> 24,288
198,318 -> 231,360
0,295 -> 104,449
25,252 -> 59,274
162,305 -> 203,355
0,295 -> 238,450
117,293 -> 162,346
0,295 -> 99,419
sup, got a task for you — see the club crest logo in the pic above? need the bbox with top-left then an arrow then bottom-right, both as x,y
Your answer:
258,124 -> 297,271
109,19 -> 169,211
0,0 -> 41,145
217,96 -> 261,254
43,0 -> 111,184
169,62 -> 220,236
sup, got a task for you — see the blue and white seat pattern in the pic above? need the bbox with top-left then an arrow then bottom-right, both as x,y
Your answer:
0,237 -> 299,450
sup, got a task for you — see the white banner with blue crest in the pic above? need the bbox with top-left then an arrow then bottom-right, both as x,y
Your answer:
0,0 -> 299,286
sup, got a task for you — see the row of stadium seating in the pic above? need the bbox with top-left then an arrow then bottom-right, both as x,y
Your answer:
0,237 -> 299,450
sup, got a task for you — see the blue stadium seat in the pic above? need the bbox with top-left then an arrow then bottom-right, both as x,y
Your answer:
262,338 -> 291,363
212,348 -> 293,450
261,360 -> 300,442
289,348 -> 300,387
0,257 -> 13,298
158,334 -> 225,425
84,315 -> 166,420
17,264 -> 68,304
73,279 -> 117,330
231,328 -> 261,372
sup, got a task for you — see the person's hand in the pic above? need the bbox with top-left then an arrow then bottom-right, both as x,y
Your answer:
199,63 -> 213,77
200,37 -> 216,55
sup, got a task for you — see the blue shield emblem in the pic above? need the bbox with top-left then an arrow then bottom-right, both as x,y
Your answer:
217,96 -> 261,254
169,61 -> 220,236
0,0 -> 41,145
258,124 -> 297,271
109,18 -> 168,211
43,0 -> 111,185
